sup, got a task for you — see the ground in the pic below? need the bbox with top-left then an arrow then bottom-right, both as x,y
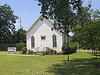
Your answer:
0,51 -> 100,75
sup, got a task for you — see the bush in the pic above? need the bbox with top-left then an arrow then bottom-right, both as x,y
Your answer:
62,42 -> 79,54
21,47 -> 27,54
16,42 -> 25,51
53,50 -> 57,55
27,50 -> 34,54
46,47 -> 53,55
46,47 -> 57,55
35,47 -> 57,55
36,51 -> 45,56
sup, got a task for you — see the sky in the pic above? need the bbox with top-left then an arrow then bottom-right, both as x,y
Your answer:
0,0 -> 100,31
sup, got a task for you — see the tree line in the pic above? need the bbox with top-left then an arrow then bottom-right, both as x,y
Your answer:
0,4 -> 26,44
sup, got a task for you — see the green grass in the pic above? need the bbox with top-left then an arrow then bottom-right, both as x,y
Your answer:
0,51 -> 7,52
0,51 -> 21,54
0,51 -> 100,75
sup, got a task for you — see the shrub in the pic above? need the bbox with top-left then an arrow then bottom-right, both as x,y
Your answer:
27,50 -> 34,54
46,47 -> 57,55
16,42 -> 25,51
62,42 -> 79,54
35,47 -> 57,55
53,50 -> 57,55
36,51 -> 45,56
21,47 -> 27,54
46,47 -> 53,55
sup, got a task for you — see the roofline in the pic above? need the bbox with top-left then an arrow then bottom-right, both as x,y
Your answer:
26,16 -> 43,34
26,16 -> 54,35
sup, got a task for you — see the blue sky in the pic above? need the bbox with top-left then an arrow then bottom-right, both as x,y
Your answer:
0,0 -> 100,30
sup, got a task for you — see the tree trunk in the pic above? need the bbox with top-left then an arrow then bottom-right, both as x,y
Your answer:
96,50 -> 97,59
67,35 -> 70,61
67,54 -> 69,61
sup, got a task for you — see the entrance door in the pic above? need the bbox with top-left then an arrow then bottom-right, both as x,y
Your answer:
40,36 -> 46,51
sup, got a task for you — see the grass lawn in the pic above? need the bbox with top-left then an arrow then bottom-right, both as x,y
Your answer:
0,51 -> 100,75
0,51 -> 21,54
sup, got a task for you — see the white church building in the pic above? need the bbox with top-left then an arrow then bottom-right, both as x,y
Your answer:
26,16 -> 70,52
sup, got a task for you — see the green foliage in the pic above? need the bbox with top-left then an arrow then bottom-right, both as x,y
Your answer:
36,48 -> 57,55
73,21 -> 100,50
0,4 -> 17,43
91,9 -> 100,20
62,42 -> 78,54
0,4 -> 26,44
37,0 -> 91,61
13,28 -> 26,43
37,0 -> 84,35
53,50 -> 57,55
27,50 -> 34,54
36,51 -> 45,56
69,42 -> 79,51
73,9 -> 100,58
46,47 -> 53,55
46,47 -> 57,55
21,47 -> 27,54
16,42 -> 25,51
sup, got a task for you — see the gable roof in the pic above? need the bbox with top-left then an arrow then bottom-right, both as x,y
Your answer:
26,16 -> 43,34
26,16 -> 53,34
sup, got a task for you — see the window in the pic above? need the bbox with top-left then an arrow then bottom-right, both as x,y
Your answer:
41,36 -> 45,40
31,36 -> 35,48
52,34 -> 57,48
51,28 -> 53,31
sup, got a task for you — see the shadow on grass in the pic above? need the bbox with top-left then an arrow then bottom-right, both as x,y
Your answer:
87,51 -> 100,57
47,58 -> 100,75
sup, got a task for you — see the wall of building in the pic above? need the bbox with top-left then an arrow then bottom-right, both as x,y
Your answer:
26,19 -> 63,52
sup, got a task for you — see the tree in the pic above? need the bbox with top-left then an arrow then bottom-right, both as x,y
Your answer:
91,9 -> 100,21
37,0 -> 89,61
13,28 -> 26,43
73,21 -> 100,58
73,9 -> 100,58
72,4 -> 93,45
0,4 -> 17,43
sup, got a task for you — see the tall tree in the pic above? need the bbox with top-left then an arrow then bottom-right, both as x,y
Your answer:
73,9 -> 100,58
73,21 -> 100,58
0,4 -> 17,43
72,4 -> 92,42
37,0 -> 89,61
